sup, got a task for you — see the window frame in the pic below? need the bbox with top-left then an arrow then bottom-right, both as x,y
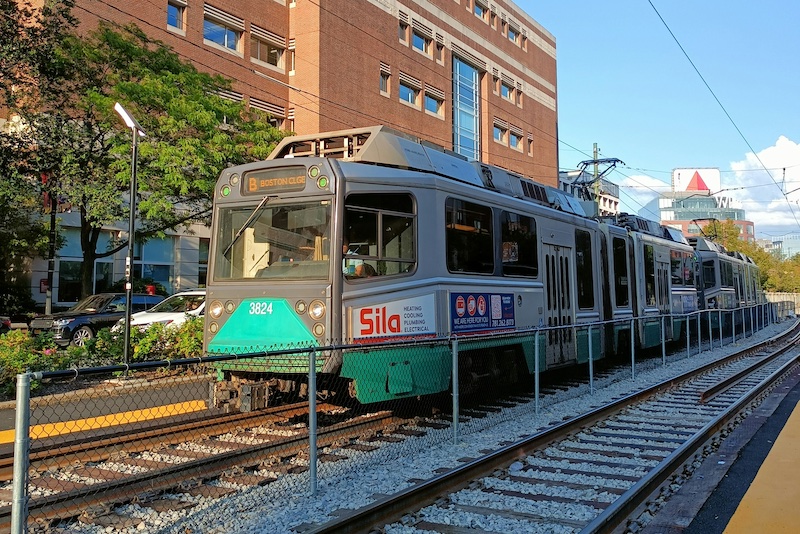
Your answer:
250,36 -> 285,69
344,193 -> 417,279
204,17 -> 241,53
167,1 -> 186,32
399,80 -> 420,108
445,197 -> 494,275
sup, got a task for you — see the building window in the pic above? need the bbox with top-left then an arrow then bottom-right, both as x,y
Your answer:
501,82 -> 514,102
436,42 -> 445,63
474,1 -> 489,22
508,27 -> 519,45
57,260 -> 82,304
399,21 -> 409,43
527,137 -> 534,156
380,72 -> 390,96
509,131 -> 522,151
452,57 -> 480,160
251,37 -> 284,68
412,31 -> 431,56
424,93 -> 443,117
167,1 -> 185,31
493,124 -> 507,144
204,18 -> 240,52
399,81 -> 419,107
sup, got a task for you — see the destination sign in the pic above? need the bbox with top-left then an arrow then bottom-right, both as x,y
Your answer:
243,167 -> 307,195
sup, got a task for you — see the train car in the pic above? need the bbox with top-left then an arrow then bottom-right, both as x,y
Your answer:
597,214 -> 697,354
204,126 -> 612,409
690,236 -> 763,332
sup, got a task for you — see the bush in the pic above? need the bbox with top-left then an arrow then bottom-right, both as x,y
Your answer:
0,330 -> 69,397
0,318 -> 205,397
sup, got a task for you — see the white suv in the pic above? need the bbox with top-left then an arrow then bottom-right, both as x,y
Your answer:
113,289 -> 205,331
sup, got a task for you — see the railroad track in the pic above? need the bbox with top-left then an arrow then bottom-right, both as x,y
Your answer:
305,323 -> 800,533
0,401 -> 403,531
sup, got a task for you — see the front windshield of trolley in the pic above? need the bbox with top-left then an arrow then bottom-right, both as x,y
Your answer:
214,200 -> 332,280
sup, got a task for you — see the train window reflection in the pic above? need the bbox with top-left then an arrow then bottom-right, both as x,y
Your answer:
344,193 -> 416,278
214,201 -> 332,281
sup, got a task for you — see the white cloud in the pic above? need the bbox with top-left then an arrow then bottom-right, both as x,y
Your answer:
728,136 -> 800,239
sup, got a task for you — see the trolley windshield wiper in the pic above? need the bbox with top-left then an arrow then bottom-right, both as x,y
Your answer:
222,195 -> 276,259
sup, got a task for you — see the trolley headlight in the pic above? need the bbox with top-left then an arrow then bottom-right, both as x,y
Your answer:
295,300 -> 307,314
313,323 -> 325,337
308,300 -> 326,320
209,300 -> 224,319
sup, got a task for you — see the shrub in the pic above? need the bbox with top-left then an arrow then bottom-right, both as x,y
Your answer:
0,319 -> 205,397
0,330 -> 69,397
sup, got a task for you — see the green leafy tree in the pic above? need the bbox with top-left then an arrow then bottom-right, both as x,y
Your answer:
0,1 -> 75,311
0,2 -> 286,298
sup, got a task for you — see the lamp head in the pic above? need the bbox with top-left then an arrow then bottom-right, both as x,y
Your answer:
114,102 -> 146,137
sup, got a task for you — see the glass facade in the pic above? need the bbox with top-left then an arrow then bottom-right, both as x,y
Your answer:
452,57 -> 480,161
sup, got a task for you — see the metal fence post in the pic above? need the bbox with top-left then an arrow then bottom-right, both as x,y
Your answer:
588,325 -> 594,395
12,372 -> 34,534
718,309 -> 723,346
452,337 -> 459,444
732,310 -> 737,343
696,313 -> 700,353
534,330 -> 540,416
708,311 -> 713,351
308,349 -> 317,496
661,316 -> 666,365
630,318 -> 636,380
685,315 -> 690,358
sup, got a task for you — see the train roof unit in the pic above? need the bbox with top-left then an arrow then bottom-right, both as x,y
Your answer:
599,213 -> 689,244
268,125 -> 586,217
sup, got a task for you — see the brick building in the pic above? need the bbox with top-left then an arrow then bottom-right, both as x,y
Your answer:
15,0 -> 559,307
70,0 -> 558,182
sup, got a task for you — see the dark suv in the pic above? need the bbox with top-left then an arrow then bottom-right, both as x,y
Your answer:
30,293 -> 164,347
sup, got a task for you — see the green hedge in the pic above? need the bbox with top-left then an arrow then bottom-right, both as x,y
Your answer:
0,317 -> 204,398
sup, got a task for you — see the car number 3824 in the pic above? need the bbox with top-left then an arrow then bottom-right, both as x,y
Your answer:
249,302 -> 273,315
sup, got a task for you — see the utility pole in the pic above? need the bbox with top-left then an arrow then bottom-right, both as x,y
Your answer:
593,143 -> 600,201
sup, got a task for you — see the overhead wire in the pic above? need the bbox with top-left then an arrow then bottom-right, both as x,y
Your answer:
646,0 -> 800,231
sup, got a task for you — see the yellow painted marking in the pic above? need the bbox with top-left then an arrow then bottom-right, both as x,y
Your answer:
724,399 -> 800,533
0,400 -> 207,444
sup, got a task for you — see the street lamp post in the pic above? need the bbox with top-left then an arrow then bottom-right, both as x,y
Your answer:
114,103 -> 146,367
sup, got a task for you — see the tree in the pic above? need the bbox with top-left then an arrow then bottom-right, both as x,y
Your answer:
0,2 -> 286,298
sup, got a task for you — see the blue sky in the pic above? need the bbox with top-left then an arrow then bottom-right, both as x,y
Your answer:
517,0 -> 800,241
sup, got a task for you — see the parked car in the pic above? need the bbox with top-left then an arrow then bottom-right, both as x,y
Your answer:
113,289 -> 205,332
30,293 -> 165,347
0,316 -> 10,336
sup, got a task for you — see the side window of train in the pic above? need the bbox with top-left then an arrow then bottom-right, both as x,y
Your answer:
683,252 -> 695,286
702,260 -> 715,289
575,229 -> 594,309
343,193 -> 416,278
644,244 -> 656,306
445,197 -> 493,274
612,237 -> 629,307
500,211 -> 537,277
670,250 -> 682,285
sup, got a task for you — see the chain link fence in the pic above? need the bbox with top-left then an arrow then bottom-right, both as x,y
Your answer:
5,301 -> 786,531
